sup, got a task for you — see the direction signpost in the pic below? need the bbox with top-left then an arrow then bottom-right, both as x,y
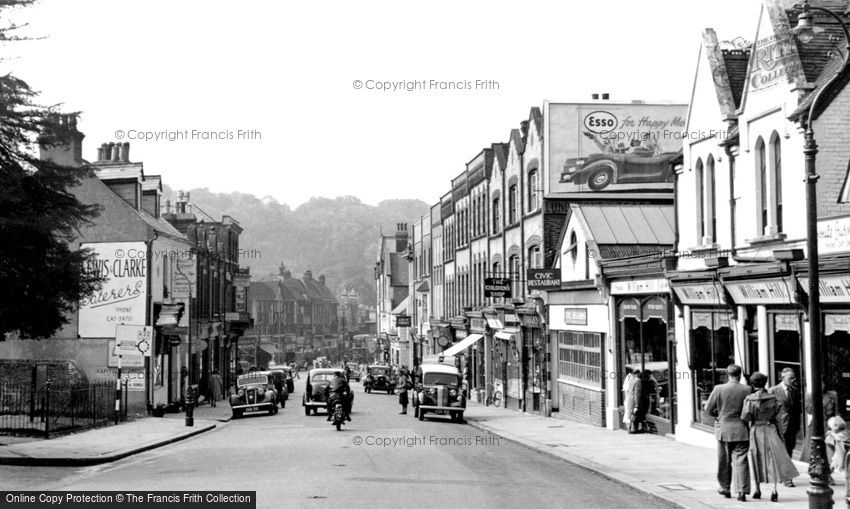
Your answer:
113,324 -> 153,424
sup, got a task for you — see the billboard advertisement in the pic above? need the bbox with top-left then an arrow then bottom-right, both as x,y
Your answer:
79,242 -> 148,338
546,102 -> 687,194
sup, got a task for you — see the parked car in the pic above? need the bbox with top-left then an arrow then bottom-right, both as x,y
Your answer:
363,365 -> 396,394
229,373 -> 279,418
303,368 -> 336,415
346,362 -> 361,382
413,361 -> 465,423
560,151 -> 679,190
259,370 -> 288,407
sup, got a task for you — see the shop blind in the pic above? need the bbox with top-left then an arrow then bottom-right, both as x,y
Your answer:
557,331 -> 603,385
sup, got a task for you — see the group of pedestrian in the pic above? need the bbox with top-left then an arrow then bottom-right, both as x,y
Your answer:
706,364 -> 801,502
622,367 -> 659,433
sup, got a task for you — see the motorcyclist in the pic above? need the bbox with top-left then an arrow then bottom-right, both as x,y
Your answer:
326,371 -> 351,422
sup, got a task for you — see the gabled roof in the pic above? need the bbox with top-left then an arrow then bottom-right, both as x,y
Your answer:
509,129 -> 524,157
722,48 -> 751,109
142,175 -> 162,192
529,107 -> 543,139
491,142 -> 507,171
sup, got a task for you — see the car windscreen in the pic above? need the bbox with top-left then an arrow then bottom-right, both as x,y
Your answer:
423,373 -> 459,385
311,373 -> 333,383
237,375 -> 268,387
369,368 -> 389,376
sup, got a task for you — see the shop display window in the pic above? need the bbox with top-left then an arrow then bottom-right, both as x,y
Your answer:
618,297 -> 671,421
689,310 -> 734,426
825,313 -> 850,419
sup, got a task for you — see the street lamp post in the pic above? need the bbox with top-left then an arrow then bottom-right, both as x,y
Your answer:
175,258 -> 194,427
792,2 -> 850,507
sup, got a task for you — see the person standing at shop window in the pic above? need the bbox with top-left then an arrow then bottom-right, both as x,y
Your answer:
704,364 -> 751,501
622,367 -> 638,431
768,367 -> 801,486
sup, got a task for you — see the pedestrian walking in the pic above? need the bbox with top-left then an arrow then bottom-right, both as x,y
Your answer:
209,370 -> 223,408
398,373 -> 412,414
704,363 -> 751,501
741,371 -> 798,502
631,370 -> 653,433
768,367 -> 801,487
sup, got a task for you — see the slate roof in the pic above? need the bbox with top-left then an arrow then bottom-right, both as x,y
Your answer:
249,281 -> 278,301
492,142 -> 508,171
142,175 -> 162,192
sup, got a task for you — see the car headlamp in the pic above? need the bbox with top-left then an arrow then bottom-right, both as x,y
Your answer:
427,388 -> 436,395
237,389 -> 244,397
258,387 -> 265,395
449,389 -> 458,397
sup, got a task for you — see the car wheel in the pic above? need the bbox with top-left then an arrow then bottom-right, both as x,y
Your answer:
414,407 -> 419,418
281,399 -> 286,409
233,409 -> 243,419
418,409 -> 425,421
390,390 -> 395,395
587,166 -> 614,190
304,405 -> 311,416
312,407 -> 318,415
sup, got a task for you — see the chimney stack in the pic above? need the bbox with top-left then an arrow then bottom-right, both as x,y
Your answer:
591,93 -> 599,100
319,274 -> 326,285
279,262 -> 286,277
164,199 -> 171,214
304,270 -> 313,281
601,93 -> 610,100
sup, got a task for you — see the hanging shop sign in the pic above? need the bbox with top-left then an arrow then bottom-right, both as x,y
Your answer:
799,276 -> 850,304
526,269 -> 561,290
825,314 -> 850,336
563,308 -> 588,326
724,279 -> 794,305
171,254 -> 197,299
610,278 -> 669,295
484,278 -> 512,298
79,242 -> 147,338
672,282 -> 725,305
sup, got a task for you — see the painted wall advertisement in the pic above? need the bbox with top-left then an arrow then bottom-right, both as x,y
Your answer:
546,102 -> 687,194
79,242 -> 148,338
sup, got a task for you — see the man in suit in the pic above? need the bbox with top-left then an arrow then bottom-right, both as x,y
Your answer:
769,367 -> 801,486
704,364 -> 751,501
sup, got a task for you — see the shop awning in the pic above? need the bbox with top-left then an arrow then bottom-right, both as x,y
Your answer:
442,334 -> 484,356
495,328 -> 520,341
391,297 -> 409,315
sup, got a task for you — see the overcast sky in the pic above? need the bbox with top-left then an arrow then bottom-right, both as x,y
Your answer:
1,0 -> 760,207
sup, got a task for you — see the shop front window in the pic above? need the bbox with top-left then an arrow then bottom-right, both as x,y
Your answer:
619,297 -> 671,423
690,310 -> 734,426
771,313 -> 801,385
825,313 -> 850,420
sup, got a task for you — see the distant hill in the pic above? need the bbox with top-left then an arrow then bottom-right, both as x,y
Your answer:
163,186 -> 429,305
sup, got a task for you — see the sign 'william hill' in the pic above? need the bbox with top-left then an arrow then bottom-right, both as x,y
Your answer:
526,269 -> 561,290
484,278 -> 512,298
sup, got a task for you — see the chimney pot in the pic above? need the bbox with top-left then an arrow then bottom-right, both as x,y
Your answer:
592,93 -> 600,100
602,93 -> 610,100
109,142 -> 119,162
120,142 -> 130,162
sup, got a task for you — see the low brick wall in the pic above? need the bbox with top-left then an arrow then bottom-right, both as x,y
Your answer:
555,380 -> 605,427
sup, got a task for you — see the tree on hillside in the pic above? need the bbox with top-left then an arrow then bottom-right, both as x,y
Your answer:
0,2 -> 103,338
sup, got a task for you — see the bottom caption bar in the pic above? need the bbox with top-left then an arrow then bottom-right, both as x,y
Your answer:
1,492 -> 256,509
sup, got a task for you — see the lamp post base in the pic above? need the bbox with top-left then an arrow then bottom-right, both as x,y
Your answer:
807,438 -> 834,509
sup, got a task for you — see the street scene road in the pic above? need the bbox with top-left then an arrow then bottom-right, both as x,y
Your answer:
0,378 -> 671,509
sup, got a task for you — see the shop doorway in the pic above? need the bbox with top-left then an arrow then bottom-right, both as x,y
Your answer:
770,312 -> 804,454
618,296 -> 673,435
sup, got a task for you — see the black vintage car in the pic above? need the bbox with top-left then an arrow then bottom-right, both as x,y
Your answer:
363,365 -> 396,394
560,151 -> 679,190
229,373 -> 279,418
303,368 -> 354,415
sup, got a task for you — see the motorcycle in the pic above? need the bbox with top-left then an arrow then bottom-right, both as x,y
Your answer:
328,391 -> 348,431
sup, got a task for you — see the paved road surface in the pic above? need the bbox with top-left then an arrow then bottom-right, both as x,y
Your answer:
0,378 -> 674,509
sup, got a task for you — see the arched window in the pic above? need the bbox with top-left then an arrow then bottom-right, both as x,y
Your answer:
528,169 -> 539,212
695,158 -> 704,241
509,255 -> 520,299
508,185 -> 518,224
771,133 -> 783,233
492,197 -> 500,233
756,137 -> 767,233
707,155 -> 716,243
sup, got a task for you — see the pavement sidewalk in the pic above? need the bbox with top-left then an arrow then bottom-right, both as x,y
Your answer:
0,402 -> 232,467
464,403 -> 847,509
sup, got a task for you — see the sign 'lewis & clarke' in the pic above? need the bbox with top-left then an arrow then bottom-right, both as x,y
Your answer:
79,242 -> 148,338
